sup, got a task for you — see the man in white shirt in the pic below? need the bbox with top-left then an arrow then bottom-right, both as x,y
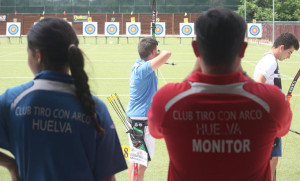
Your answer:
254,32 -> 299,181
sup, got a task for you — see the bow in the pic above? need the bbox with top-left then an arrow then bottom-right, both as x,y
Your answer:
287,68 -> 300,101
152,0 -> 175,68
287,68 -> 300,135
151,0 -> 156,40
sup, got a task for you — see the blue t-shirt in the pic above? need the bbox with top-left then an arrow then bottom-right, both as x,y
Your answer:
126,59 -> 157,117
0,71 -> 127,181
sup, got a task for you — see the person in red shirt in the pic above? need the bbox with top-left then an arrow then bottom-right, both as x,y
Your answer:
148,8 -> 292,181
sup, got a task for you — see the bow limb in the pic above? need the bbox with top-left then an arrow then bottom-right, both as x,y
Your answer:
152,0 -> 156,40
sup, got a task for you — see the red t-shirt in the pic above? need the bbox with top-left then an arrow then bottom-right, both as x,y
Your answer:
148,71 -> 291,181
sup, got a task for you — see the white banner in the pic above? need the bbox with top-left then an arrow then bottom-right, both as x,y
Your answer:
105,22 -> 119,36
6,22 -> 21,37
247,23 -> 262,38
83,22 -> 98,36
179,23 -> 194,38
0,15 -> 6,21
129,146 -> 148,167
151,22 -> 166,37
126,22 -> 141,37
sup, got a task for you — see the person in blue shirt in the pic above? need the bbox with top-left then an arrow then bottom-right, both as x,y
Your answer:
126,37 -> 171,181
0,17 -> 127,181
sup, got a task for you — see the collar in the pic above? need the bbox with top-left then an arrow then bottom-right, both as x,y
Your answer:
187,71 -> 251,85
136,59 -> 147,64
34,70 -> 74,84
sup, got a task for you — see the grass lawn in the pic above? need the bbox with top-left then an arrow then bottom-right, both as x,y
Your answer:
0,37 -> 299,180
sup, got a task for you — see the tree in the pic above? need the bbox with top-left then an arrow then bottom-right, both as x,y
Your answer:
275,0 -> 300,21
237,0 -> 272,22
237,0 -> 300,21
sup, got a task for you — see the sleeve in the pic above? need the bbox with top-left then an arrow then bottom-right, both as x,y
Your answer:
148,87 -> 167,139
0,93 -> 10,151
93,99 -> 127,180
255,55 -> 277,80
268,87 -> 292,137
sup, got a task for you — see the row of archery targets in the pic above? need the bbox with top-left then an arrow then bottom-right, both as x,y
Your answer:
6,22 -> 262,39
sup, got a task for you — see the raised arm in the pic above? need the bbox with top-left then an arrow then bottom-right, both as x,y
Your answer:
150,50 -> 171,71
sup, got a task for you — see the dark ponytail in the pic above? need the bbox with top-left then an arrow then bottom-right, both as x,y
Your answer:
68,45 -> 105,136
27,18 -> 105,135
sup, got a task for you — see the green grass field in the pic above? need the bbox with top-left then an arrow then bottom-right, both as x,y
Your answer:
0,37 -> 299,181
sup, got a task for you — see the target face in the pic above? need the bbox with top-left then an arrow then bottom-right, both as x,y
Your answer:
247,23 -> 262,38
155,24 -> 163,35
150,22 -> 165,37
6,22 -> 21,37
128,24 -> 139,35
126,22 -> 141,36
8,25 -> 18,35
86,24 -> 96,34
105,22 -> 119,36
179,23 -> 194,37
107,24 -> 117,35
182,25 -> 192,35
250,25 -> 260,36
83,22 -> 98,36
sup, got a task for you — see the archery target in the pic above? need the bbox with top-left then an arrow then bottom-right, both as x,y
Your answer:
126,22 -> 141,36
6,22 -> 21,37
247,23 -> 262,38
150,22 -> 166,37
180,23 -> 194,37
83,22 -> 98,36
105,22 -> 119,36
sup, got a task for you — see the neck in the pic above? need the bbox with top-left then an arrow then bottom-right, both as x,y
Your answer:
270,47 -> 280,59
201,67 -> 237,74
41,66 -> 70,75
199,57 -> 241,75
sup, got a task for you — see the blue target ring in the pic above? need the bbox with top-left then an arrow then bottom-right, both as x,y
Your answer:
8,24 -> 19,35
155,24 -> 164,35
128,24 -> 139,35
249,25 -> 260,36
106,24 -> 118,35
182,25 -> 192,35
85,24 -> 96,35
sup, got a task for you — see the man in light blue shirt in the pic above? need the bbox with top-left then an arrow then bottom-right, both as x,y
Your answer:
126,37 -> 171,181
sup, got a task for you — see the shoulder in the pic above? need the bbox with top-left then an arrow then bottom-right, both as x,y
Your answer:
244,81 -> 286,104
255,55 -> 277,76
258,54 -> 276,66
92,96 -> 109,113
0,81 -> 34,106
131,60 -> 152,72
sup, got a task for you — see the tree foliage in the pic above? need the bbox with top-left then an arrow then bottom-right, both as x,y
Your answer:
237,0 -> 300,22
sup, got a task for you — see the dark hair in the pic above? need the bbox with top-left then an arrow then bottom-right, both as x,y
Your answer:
27,18 -> 105,135
138,37 -> 158,59
273,32 -> 299,50
195,8 -> 246,66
